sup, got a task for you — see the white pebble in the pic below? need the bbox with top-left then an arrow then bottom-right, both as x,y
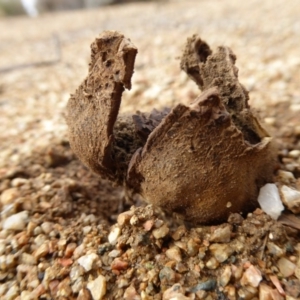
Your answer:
240,265 -> 262,287
257,184 -> 284,220
108,226 -> 121,245
0,188 -> 20,205
77,253 -> 99,272
3,211 -> 29,231
280,185 -> 300,214
87,274 -> 106,300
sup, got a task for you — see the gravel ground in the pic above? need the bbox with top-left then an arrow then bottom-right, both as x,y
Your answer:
0,0 -> 300,299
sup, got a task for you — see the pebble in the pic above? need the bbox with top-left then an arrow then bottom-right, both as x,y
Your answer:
65,242 -> 77,257
152,224 -> 169,239
87,275 -> 106,300
124,285 -> 141,300
166,247 -> 182,262
108,226 -> 121,245
189,279 -> 217,292
206,257 -> 219,270
280,185 -> 300,214
78,253 -> 99,272
258,184 -> 284,220
41,222 -> 54,234
82,226 -> 92,235
267,242 -> 285,257
20,253 -> 37,265
277,257 -> 296,277
2,211 -> 29,231
111,258 -> 129,271
209,243 -> 234,263
0,188 -> 20,205
77,288 -> 92,300
187,239 -> 199,257
117,211 -> 134,227
163,284 -> 189,300
210,225 -> 232,243
240,265 -> 262,287
219,265 -> 232,287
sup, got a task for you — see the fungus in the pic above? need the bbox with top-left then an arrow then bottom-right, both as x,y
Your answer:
66,31 -> 276,224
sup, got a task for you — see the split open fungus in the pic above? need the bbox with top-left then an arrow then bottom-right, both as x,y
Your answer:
66,31 -> 276,225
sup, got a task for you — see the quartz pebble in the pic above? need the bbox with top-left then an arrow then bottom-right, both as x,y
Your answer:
163,284 -> 190,300
258,184 -> 284,220
87,275 -> 106,300
209,243 -> 234,263
280,185 -> 300,214
277,257 -> 296,277
210,225 -> 232,243
152,224 -> 169,239
166,247 -> 182,262
3,211 -> 29,231
0,188 -> 20,205
240,265 -> 262,287
78,253 -> 99,272
124,285 -> 141,300
219,265 -> 232,287
108,226 -> 121,245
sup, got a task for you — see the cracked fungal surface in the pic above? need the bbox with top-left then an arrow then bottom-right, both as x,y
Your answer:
66,31 -> 277,225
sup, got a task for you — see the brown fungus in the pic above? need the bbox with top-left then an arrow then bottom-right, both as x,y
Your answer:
66,31 -> 277,225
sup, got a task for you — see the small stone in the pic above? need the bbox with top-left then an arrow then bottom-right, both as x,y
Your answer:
210,225 -> 232,243
277,257 -> 296,277
209,243 -> 234,263
143,220 -> 154,231
228,213 -> 244,225
41,222 -> 54,234
163,283 -> 189,300
152,224 -> 169,239
189,280 -> 217,292
6,283 -> 19,299
3,211 -> 29,231
70,265 -> 84,282
171,225 -> 187,241
78,253 -> 99,272
267,242 -> 285,257
108,226 -> 121,245
117,211 -> 134,227
187,239 -> 199,257
65,243 -> 77,257
77,288 -> 92,300
289,150 -> 300,158
0,188 -> 20,205
124,285 -> 141,300
87,274 -> 106,300
111,258 -> 129,271
166,247 -> 182,262
280,185 -> 300,214
82,226 -> 92,234
206,257 -> 219,270
11,178 -> 28,187
259,283 -> 273,300
21,253 -> 37,265
73,244 -> 85,259
159,267 -> 176,285
130,215 -> 139,225
219,265 -> 232,287
277,170 -> 296,185
240,265 -> 262,287
108,250 -> 122,258
258,184 -> 284,220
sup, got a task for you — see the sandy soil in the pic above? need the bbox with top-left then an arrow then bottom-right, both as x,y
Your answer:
0,0 -> 300,299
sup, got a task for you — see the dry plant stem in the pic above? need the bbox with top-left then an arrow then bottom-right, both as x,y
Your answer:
66,31 -> 277,225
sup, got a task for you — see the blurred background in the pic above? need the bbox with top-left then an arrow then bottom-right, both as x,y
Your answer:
0,0 -> 155,17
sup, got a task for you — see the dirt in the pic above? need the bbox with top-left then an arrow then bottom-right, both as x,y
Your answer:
0,0 -> 300,299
